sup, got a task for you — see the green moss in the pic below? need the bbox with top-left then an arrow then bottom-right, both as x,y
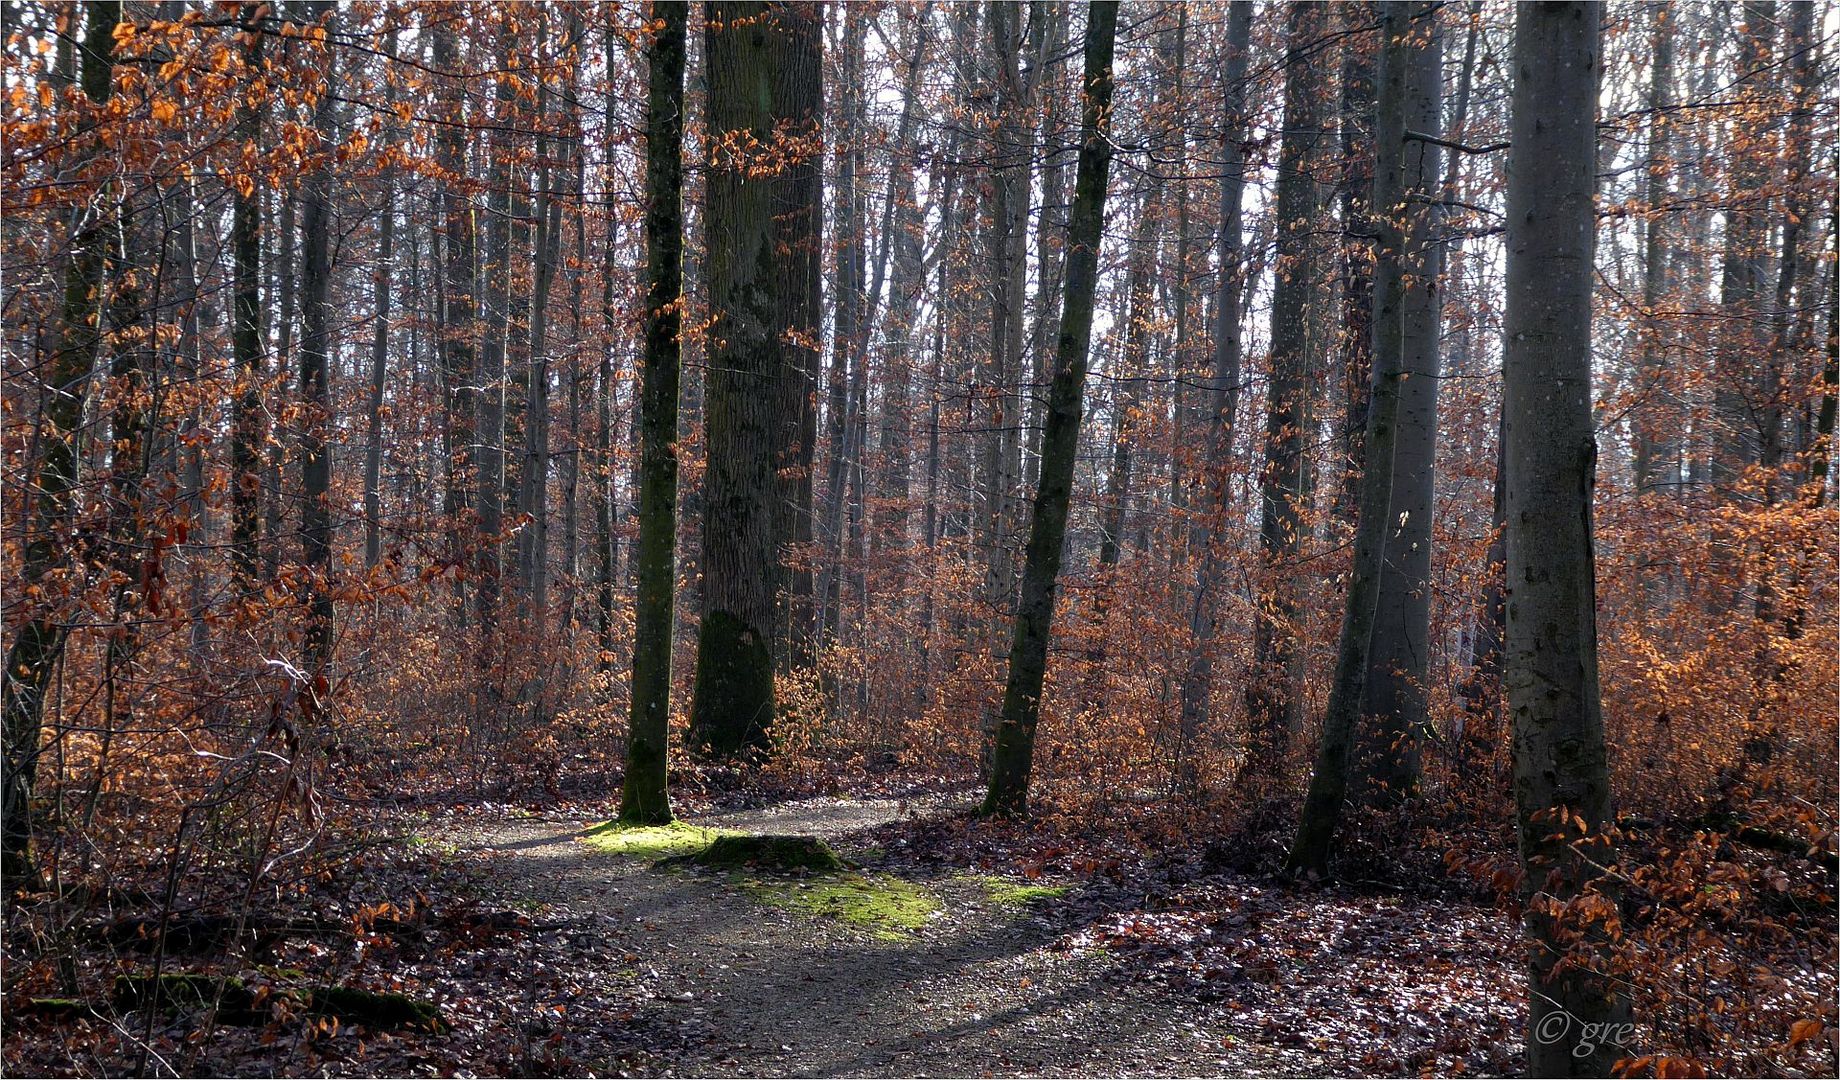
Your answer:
963,873 -> 1071,906
579,820 -> 736,860
686,834 -> 848,872
742,872 -> 938,939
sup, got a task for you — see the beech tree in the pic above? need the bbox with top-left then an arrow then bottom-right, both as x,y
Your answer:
982,0 -> 1120,818
1501,4 -> 1629,1072
621,0 -> 688,825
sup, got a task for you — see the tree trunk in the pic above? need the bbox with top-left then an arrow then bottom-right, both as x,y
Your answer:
1630,1 -> 1675,497
1353,2 -> 1443,807
1175,0 -> 1253,791
3,0 -> 119,885
622,1 -> 688,824
687,0 -> 794,758
1245,0 -> 1330,787
230,12 -> 265,585
1501,6 -> 1629,1072
297,0 -> 338,680
432,21 -> 477,620
1286,1 -> 1415,875
980,0 -> 1119,818
770,0 -> 823,671
364,27 -> 400,570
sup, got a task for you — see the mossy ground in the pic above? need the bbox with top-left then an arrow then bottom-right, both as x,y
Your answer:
582,822 -> 934,937
579,820 -> 738,860
962,874 -> 1071,906
740,872 -> 938,940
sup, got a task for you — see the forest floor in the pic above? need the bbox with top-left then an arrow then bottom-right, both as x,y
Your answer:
7,790 -> 1536,1077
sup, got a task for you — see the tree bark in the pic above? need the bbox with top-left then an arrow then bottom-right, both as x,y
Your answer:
622,0 -> 688,824
1245,0 -> 1330,787
1175,0 -> 1253,791
3,0 -> 119,885
980,0 -> 1119,818
687,0 -> 794,758
297,0 -> 339,680
1286,1 -> 1414,875
1501,6 -> 1629,1072
1354,2 -> 1443,807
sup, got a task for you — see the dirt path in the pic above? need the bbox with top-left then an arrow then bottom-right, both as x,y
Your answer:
438,796 -> 1304,1077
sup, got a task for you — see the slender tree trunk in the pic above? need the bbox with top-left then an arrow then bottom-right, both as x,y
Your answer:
432,21 -> 477,621
230,13 -> 265,585
1354,2 -> 1443,807
621,1 -> 688,824
1287,1 -> 1415,875
1099,195 -> 1159,568
981,0 -> 1119,818
1245,0 -> 1330,787
1630,1 -> 1675,497
2,0 -> 119,886
1175,0 -> 1253,791
475,25 -> 515,631
297,0 -> 338,680
1501,7 -> 1629,1072
365,28 -> 400,569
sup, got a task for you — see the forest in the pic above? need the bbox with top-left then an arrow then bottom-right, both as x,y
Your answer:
2,0 -> 1836,1076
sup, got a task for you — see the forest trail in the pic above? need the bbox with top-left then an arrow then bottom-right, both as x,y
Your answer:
441,796 -> 1304,1077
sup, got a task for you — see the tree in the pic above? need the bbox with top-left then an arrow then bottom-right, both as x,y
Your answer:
1501,4 -> 1629,1072
687,0 -> 799,758
1354,1 -> 1443,806
2,0 -> 120,888
1245,0 -> 1330,787
1287,0 -> 1416,877
1177,0 -> 1254,789
230,7 -> 265,584
297,0 -> 339,681
981,0 -> 1120,818
622,0 -> 688,825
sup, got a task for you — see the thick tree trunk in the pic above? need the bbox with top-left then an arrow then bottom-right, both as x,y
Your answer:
1354,3 -> 1443,807
687,0 -> 794,758
621,1 -> 688,825
1501,6 -> 1629,1072
980,1 -> 1119,818
770,0 -> 823,671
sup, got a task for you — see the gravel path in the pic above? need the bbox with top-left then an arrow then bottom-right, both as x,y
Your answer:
439,796 -> 1299,1077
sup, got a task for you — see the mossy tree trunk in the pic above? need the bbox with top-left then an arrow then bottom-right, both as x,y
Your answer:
621,0 -> 688,825
980,0 -> 1120,818
687,0 -> 795,758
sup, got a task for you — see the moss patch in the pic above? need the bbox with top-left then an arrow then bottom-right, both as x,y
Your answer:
684,833 -> 849,872
579,820 -> 736,860
965,874 -> 1071,906
742,872 -> 938,939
